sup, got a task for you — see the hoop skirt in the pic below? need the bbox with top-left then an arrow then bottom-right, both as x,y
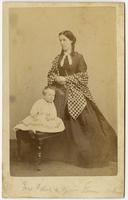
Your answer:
63,98 -> 117,166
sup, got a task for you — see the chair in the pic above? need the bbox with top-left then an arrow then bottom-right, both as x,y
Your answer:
16,129 -> 61,169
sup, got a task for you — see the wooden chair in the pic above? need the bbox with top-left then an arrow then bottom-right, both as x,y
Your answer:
16,129 -> 61,169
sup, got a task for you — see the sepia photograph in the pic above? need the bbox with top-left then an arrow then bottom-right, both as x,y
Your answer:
3,2 -> 124,198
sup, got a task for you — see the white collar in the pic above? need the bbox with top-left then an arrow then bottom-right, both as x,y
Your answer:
60,52 -> 72,67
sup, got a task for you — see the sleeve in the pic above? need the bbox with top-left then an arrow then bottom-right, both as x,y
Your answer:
65,54 -> 88,87
47,55 -> 60,86
78,54 -> 87,72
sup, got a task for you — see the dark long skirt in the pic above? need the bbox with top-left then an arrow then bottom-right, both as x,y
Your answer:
44,89 -> 117,168
64,100 -> 117,166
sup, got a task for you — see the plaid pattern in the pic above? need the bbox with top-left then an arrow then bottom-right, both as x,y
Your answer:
66,72 -> 94,119
67,83 -> 87,119
66,72 -> 94,100
47,55 -> 60,85
48,55 -> 94,119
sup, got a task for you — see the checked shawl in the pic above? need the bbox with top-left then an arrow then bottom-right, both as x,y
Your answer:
66,72 -> 90,119
48,55 -> 94,120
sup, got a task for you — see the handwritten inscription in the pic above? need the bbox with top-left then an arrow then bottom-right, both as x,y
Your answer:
21,180 -> 120,196
21,180 -> 94,194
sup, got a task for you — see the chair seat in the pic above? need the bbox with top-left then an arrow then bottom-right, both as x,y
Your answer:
35,131 -> 62,140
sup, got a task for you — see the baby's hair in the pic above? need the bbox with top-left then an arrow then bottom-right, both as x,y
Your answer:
42,86 -> 56,96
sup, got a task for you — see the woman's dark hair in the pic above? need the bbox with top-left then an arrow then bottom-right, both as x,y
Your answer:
42,86 -> 56,96
59,30 -> 76,53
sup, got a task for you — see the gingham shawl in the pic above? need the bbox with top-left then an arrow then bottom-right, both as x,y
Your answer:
48,55 -> 94,119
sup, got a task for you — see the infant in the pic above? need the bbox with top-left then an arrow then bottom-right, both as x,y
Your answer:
14,86 -> 65,133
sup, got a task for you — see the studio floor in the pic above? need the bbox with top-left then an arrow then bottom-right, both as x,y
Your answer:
10,140 -> 117,177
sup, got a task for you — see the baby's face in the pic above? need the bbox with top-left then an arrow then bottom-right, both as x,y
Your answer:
44,89 -> 55,103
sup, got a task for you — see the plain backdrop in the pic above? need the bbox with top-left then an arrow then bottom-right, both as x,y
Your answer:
9,6 -> 117,139
1,1 -> 127,200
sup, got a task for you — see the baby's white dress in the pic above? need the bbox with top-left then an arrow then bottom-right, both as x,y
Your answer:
14,98 -> 65,133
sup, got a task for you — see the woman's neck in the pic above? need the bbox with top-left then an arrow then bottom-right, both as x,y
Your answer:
64,48 -> 72,55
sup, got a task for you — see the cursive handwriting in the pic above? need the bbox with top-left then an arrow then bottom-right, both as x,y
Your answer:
21,180 -> 95,195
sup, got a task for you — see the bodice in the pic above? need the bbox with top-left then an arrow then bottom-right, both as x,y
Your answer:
58,52 -> 84,76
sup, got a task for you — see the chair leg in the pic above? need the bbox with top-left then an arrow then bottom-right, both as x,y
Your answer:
29,138 -> 36,162
35,140 -> 44,170
16,130 -> 22,161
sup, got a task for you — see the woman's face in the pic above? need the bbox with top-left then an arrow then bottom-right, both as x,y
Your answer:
59,34 -> 72,52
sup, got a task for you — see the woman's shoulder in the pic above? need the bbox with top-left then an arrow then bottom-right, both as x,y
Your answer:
54,54 -> 60,58
52,54 -> 61,64
53,52 -> 83,57
73,51 -> 84,58
72,52 -> 86,63
73,52 -> 87,68
53,54 -> 61,60
52,52 -> 85,63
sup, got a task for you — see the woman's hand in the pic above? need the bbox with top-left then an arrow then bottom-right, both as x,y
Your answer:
54,76 -> 66,85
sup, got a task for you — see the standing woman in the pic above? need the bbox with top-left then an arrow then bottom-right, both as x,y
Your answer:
47,30 -> 117,167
